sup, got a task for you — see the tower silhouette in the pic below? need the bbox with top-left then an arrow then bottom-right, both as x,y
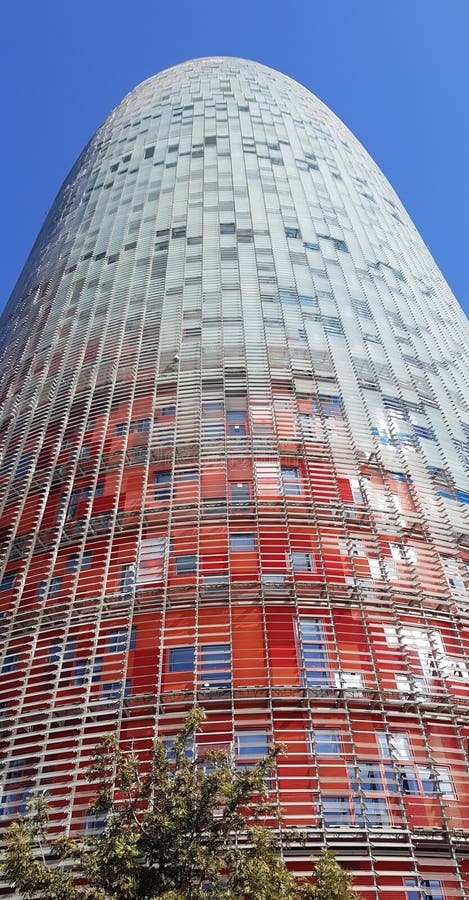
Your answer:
1,59 -> 469,898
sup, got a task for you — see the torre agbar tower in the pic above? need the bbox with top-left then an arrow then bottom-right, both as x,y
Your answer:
2,56 -> 469,898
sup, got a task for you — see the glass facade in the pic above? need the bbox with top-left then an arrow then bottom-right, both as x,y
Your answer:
1,57 -> 469,897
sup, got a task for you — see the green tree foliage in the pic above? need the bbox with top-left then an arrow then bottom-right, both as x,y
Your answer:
1,709 -> 359,900
309,848 -> 359,900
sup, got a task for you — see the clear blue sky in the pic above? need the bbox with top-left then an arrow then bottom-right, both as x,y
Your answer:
1,0 -> 468,314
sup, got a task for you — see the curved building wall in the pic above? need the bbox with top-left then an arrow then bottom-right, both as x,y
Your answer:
1,57 -> 469,898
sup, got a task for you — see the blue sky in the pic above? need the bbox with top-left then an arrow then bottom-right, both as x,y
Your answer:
1,0 -> 468,314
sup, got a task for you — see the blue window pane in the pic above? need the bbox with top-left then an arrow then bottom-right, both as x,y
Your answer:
299,618 -> 330,688
169,646 -> 195,672
230,533 -> 255,552
179,469 -> 198,481
49,644 -> 61,664
1,654 -> 19,674
292,552 -> 313,571
109,630 -> 127,652
0,573 -> 16,592
175,555 -> 197,575
92,657 -> 103,682
102,681 -> 122,701
354,797 -> 389,827
314,731 -> 341,756
154,471 -> 171,499
419,766 -> 436,796
201,644 -> 231,689
322,796 -> 351,827
237,732 -> 269,758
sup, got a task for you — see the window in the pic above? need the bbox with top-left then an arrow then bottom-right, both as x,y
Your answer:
137,537 -> 169,584
144,146 -> 155,159
377,733 -> 411,760
154,470 -> 171,500
227,411 -> 246,436
85,811 -> 108,834
397,766 -> 420,795
49,576 -> 62,598
349,763 -> 387,793
335,671 -> 364,696
300,413 -> 314,439
230,533 -> 255,552
298,618 -> 330,688
203,400 -> 224,413
201,644 -> 230,690
67,552 -> 91,572
442,557 -> 466,593
169,647 -> 195,673
237,732 -> 269,759
5,758 -> 24,781
220,223 -> 235,234
414,425 -> 435,441
349,478 -> 364,503
120,564 -> 134,593
322,796 -> 351,827
101,681 -> 122,701
405,880 -> 444,900
203,575 -> 229,591
92,657 -> 103,683
313,731 -> 341,756
1,654 -> 19,675
354,797 -> 389,827
395,673 -> 428,698
73,660 -> 89,686
164,735 -> 194,761
66,483 -> 101,520
292,552 -> 314,572
0,789 -> 31,818
419,766 -> 454,799
313,395 -> 342,418
281,466 -> 301,496
16,453 -> 32,480
108,630 -> 127,653
64,640 -> 76,661
338,539 -> 366,558
230,482 -> 250,501
285,227 -> 301,239
49,644 -> 61,664
204,424 -> 224,439
332,238 -> 348,252
178,469 -> 198,482
67,489 -> 82,520
175,555 -> 197,575
0,573 -> 16,592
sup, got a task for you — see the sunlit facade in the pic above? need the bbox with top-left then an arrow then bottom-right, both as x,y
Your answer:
1,58 -> 469,898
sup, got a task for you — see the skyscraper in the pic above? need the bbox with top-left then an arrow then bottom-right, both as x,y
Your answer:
1,56 -> 469,897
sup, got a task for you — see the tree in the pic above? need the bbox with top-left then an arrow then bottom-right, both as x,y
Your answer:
1,709 -> 359,899
309,848 -> 359,900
